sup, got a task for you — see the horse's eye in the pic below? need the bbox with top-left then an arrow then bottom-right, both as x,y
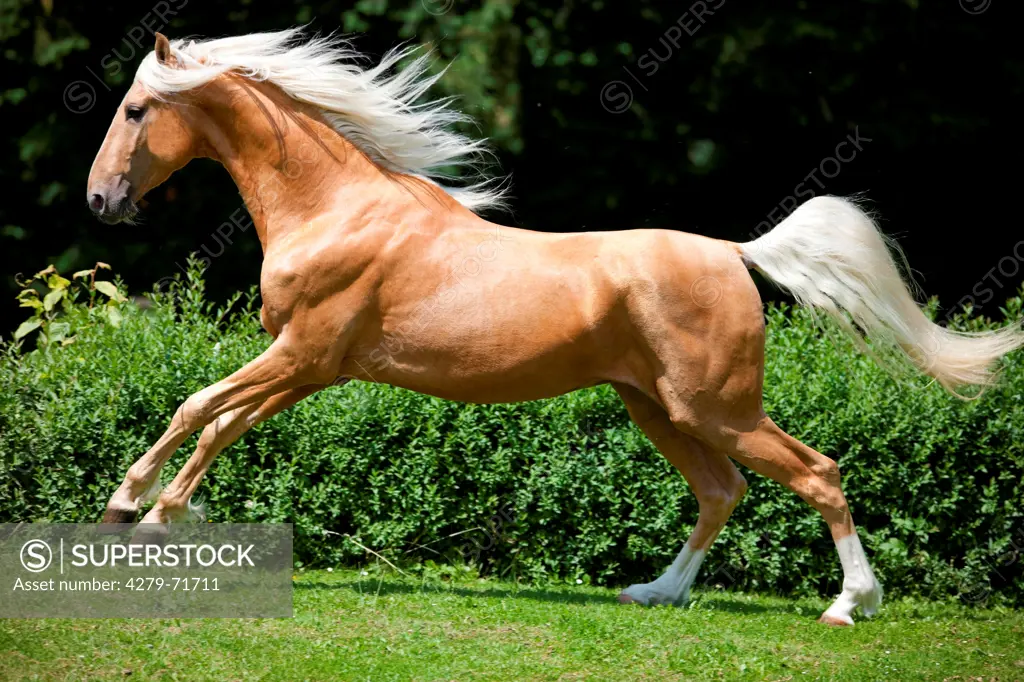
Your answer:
125,105 -> 146,122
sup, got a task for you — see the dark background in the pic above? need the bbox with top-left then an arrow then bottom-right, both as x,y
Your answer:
2,0 -> 1021,333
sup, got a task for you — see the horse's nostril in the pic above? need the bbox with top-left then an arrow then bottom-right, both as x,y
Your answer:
88,194 -> 105,213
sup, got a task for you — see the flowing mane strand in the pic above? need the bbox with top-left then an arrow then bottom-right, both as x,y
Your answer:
134,28 -> 508,212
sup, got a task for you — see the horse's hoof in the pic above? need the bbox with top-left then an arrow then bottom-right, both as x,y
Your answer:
617,592 -> 639,605
97,508 -> 138,534
129,523 -> 170,546
817,613 -> 853,627
100,508 -> 139,524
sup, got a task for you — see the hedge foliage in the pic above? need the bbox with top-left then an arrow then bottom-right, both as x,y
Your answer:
2,263 -> 1023,606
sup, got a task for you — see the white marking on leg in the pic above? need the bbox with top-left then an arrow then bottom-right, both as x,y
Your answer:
620,545 -> 707,606
822,533 -> 883,624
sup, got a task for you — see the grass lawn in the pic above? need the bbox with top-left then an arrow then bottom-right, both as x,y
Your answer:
2,567 -> 1022,680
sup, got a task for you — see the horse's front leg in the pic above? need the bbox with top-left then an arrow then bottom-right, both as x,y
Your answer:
139,384 -> 321,524
102,338 -> 324,523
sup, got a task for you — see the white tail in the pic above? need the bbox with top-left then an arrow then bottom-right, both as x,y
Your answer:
739,196 -> 1024,397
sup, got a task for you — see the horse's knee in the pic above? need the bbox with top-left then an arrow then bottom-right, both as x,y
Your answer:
180,391 -> 215,430
809,455 -> 841,488
696,492 -> 732,528
802,456 -> 848,515
696,473 -> 747,523
801,473 -> 848,516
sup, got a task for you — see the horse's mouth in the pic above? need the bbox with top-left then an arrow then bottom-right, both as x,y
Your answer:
97,200 -> 140,225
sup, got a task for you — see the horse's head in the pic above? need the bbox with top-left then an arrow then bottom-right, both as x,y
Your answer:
86,28 -> 508,226
87,33 -> 197,224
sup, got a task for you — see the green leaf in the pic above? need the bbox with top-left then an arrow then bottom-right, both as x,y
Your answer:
94,280 -> 125,302
46,273 -> 70,290
13,318 -> 42,340
43,287 -> 65,311
106,305 -> 123,328
47,321 -> 71,342
72,269 -> 94,279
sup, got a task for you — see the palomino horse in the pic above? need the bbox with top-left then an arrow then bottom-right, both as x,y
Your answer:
87,30 -> 1024,625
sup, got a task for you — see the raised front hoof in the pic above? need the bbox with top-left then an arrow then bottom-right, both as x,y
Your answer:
100,507 -> 139,524
129,522 -> 170,546
96,508 -> 138,534
817,613 -> 854,627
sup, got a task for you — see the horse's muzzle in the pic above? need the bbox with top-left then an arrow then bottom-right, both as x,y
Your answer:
87,176 -> 139,224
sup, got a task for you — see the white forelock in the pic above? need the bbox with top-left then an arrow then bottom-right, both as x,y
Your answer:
134,27 -> 508,212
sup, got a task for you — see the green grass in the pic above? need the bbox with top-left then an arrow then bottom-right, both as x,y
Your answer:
2,568 -> 1022,681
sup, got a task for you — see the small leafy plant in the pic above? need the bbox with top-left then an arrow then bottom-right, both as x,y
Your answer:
13,262 -> 128,347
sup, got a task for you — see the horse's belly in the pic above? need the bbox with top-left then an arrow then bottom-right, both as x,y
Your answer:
345,291 -> 623,403
363,322 -> 610,403
386,370 -> 605,404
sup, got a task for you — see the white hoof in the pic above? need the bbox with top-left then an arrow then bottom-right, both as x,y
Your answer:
619,547 -> 706,607
818,612 -> 854,627
618,581 -> 688,607
821,578 -> 884,625
820,533 -> 884,624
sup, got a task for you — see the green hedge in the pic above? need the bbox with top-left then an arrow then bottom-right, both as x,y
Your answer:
2,264 -> 1023,606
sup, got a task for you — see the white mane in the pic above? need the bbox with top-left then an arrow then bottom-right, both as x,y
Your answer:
134,28 -> 508,212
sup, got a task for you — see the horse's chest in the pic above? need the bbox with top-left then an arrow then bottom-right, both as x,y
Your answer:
258,254 -> 369,338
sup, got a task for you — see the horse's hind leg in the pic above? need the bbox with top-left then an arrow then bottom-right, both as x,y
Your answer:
688,413 -> 883,625
614,384 -> 748,606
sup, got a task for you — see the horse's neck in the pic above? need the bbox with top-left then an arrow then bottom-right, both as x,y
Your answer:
200,78 -> 429,250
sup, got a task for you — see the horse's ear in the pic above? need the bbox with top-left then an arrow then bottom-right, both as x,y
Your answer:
154,32 -> 176,66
